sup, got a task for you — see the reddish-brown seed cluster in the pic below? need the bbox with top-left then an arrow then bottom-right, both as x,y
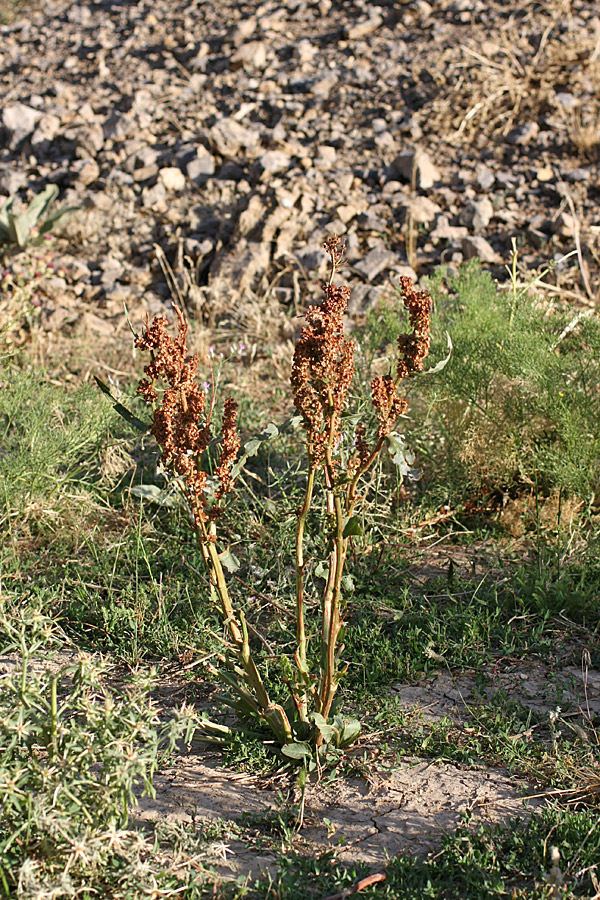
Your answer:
353,424 -> 371,469
291,259 -> 355,467
135,306 -> 239,525
396,276 -> 432,380
214,398 -> 241,503
368,277 -> 432,440
370,374 -> 410,440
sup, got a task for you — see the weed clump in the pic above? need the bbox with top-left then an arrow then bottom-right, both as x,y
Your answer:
130,238 -> 432,758
0,608 -> 197,898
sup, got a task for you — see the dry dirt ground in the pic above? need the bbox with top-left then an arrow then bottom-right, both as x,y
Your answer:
133,652 -> 600,880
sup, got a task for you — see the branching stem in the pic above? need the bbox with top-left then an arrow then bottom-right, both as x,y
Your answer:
294,463 -> 316,720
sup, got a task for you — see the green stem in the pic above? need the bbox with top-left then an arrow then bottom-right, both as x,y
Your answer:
50,676 -> 58,760
316,419 -> 349,728
294,464 -> 316,720
319,483 -> 346,724
196,522 -> 292,745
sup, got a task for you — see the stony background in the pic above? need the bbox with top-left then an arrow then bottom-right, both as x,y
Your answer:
1,0 -> 599,347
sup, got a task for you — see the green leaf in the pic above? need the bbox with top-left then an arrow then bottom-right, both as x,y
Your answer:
123,302 -> 138,338
341,574 -> 355,593
343,516 -> 363,538
36,205 -> 80,240
25,184 -> 59,224
339,717 -> 362,748
279,415 -> 303,432
212,692 -> 258,718
219,549 -> 240,573
94,376 -> 150,433
11,210 -> 30,248
425,331 -> 453,375
387,432 -> 419,479
130,484 -> 179,508
229,419 -> 295,480
14,185 -> 60,246
261,422 -> 279,439
243,438 -> 261,457
281,741 -> 312,760
93,376 -> 114,397
310,713 -> 336,744
314,560 -> 329,580
113,403 -> 150,433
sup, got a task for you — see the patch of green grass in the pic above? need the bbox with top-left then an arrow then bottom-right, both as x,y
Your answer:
250,806 -> 600,899
344,570 -> 553,691
0,368 -> 129,542
0,511 -> 219,664
0,607 -> 202,900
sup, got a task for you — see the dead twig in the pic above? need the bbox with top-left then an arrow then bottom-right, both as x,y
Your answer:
318,872 -> 387,900
559,186 -> 596,302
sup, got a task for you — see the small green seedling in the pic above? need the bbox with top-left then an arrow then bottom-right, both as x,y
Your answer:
0,184 -> 79,248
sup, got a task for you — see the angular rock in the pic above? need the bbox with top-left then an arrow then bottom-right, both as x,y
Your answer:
296,243 -> 328,271
355,246 -> 396,281
357,211 -> 387,232
506,121 -> 539,145
0,166 -> 27,195
392,149 -> 440,189
258,150 -> 291,176
186,154 -> 215,182
239,194 -> 267,236
210,118 -> 260,157
230,41 -> 268,70
430,215 -> 468,242
459,198 -> 494,231
159,167 -> 186,191
461,235 -> 502,263
103,112 -> 137,142
475,164 -> 495,191
347,16 -> 383,40
72,157 -> 100,186
347,283 -> 383,315
336,203 -> 361,224
315,145 -> 337,168
31,113 -> 61,148
75,124 -> 105,156
100,255 -> 125,288
404,196 -> 441,225
393,265 -> 418,281
228,17 -> 257,46
295,40 -> 317,64
2,103 -> 42,148
141,181 -> 167,212
132,164 -> 159,182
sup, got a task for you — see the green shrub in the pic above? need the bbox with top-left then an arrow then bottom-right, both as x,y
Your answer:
0,607 -> 197,898
361,262 -> 600,500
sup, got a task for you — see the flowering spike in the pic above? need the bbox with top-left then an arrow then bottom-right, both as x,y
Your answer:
396,276 -> 432,379
135,306 -> 239,525
214,398 -> 241,503
291,280 -> 354,468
